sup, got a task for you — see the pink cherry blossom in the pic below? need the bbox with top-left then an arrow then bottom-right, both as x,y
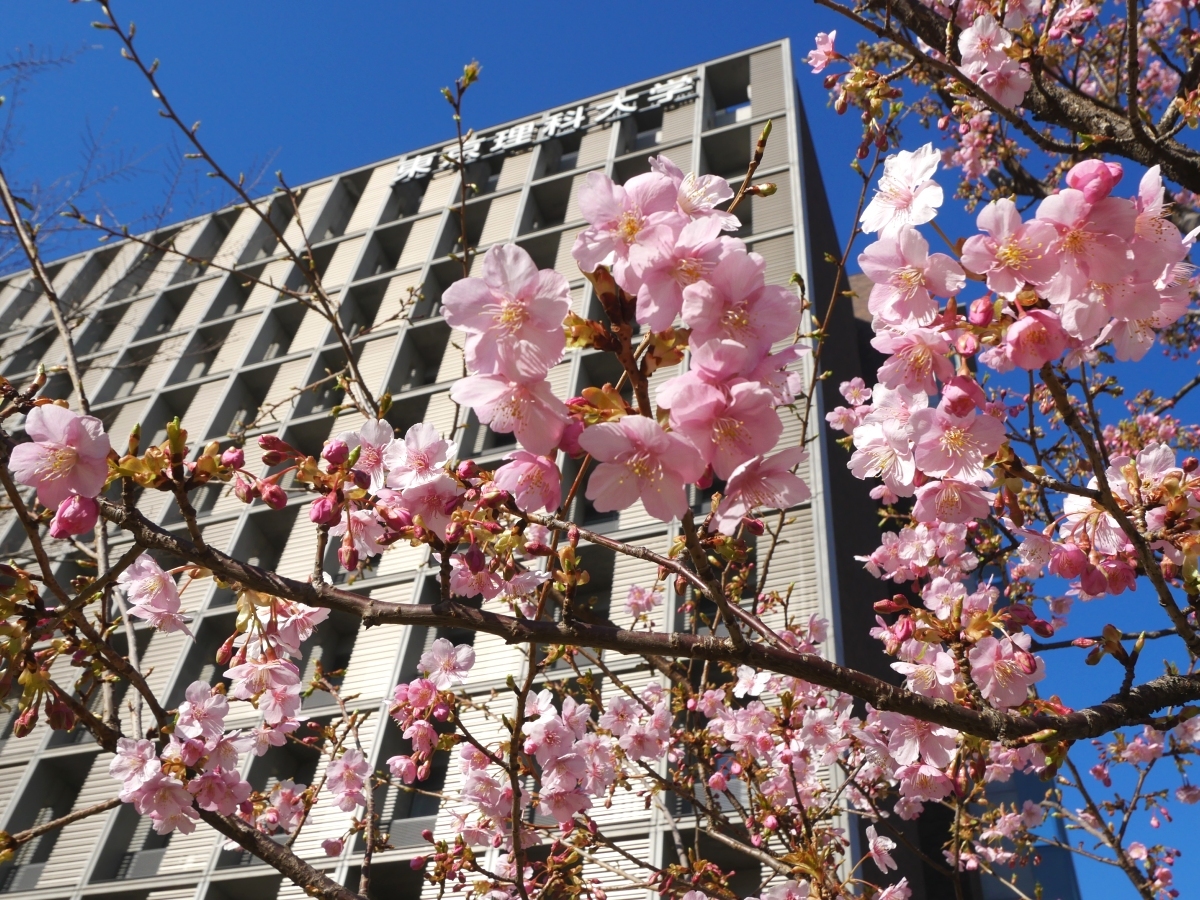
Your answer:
897,764 -> 954,801
665,379 -> 781,479
328,748 -> 370,811
175,680 -> 229,741
579,416 -> 705,523
420,637 -> 476,690
129,770 -> 200,834
912,479 -> 994,523
109,738 -> 160,794
441,243 -> 570,380
330,507 -> 388,561
572,170 -> 683,291
711,447 -> 811,535
866,824 -> 898,872
958,15 -> 1012,75
448,548 -> 504,600
226,657 -> 301,700
492,450 -> 561,512
383,422 -> 456,489
960,199 -> 1059,295
1003,310 -> 1070,369
450,373 -> 567,456
877,879 -> 912,900
117,553 -> 192,635
849,420 -> 917,497
808,31 -> 838,72
878,712 -> 959,767
872,328 -> 955,394
267,779 -> 307,833
860,144 -> 944,237
334,418 -> 394,493
650,155 -> 739,230
968,635 -> 1044,708
978,60 -> 1032,106
10,404 -> 111,507
188,767 -> 251,815
625,584 -> 662,618
909,406 -> 1006,483
858,226 -> 965,325
681,249 -> 800,361
635,216 -> 729,330
400,473 -> 463,539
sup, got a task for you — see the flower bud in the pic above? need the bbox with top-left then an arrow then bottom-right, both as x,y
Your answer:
259,481 -> 287,510
322,439 -> 349,467
708,772 -> 728,792
873,595 -> 910,614
216,632 -> 238,665
45,696 -> 75,732
410,856 -> 427,870
378,503 -> 413,531
261,449 -> 285,466
1185,456 -> 1199,474
221,447 -> 245,468
49,495 -> 99,538
956,333 -> 979,356
13,705 -> 38,738
338,542 -> 359,572
741,517 -> 765,535
322,838 -> 344,858
457,460 -> 478,480
234,475 -> 257,503
763,814 -> 779,830
968,297 -> 994,327
259,434 -> 291,453
445,520 -> 466,545
523,541 -> 553,556
351,468 -> 371,491
309,494 -> 341,526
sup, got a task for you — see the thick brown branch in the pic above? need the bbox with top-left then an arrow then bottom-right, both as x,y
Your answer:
99,498 -> 1200,743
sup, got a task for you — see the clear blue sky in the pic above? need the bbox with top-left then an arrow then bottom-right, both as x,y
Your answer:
4,3 -> 1197,897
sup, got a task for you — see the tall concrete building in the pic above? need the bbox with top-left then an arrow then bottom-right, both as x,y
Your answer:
0,40 -> 1079,900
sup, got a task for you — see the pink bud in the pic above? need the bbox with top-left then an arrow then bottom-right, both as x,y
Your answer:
49,495 -> 98,538
323,439 -> 350,466
968,297 -> 994,326
456,460 -> 478,480
763,814 -> 779,830
322,838 -> 344,857
708,772 -> 728,792
410,856 -> 427,869
1065,158 -> 1124,204
956,333 -> 979,356
339,539 -> 359,572
351,469 -> 371,490
432,701 -> 451,721
234,475 -> 257,503
221,447 -> 245,468
557,418 -> 585,457
309,494 -> 341,526
259,480 -> 287,510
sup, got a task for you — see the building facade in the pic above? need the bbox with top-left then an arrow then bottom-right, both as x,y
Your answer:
0,39 -> 1078,900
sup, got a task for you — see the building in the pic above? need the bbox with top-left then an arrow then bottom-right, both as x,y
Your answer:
0,39 -> 1078,900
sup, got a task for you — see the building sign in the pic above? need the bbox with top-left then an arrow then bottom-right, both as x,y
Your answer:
394,74 -> 698,183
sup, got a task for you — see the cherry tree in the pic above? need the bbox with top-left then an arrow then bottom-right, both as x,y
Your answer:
0,1 -> 1199,898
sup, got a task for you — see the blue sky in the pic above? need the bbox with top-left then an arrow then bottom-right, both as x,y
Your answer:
4,3 -> 1199,897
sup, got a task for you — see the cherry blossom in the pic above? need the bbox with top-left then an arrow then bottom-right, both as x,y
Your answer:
711,447 -> 811,535
491,450 -> 561,513
572,170 -> 683,290
335,418 -> 394,493
579,415 -> 705,522
867,824 -> 899,872
420,637 -> 476,690
382,422 -> 456,489
450,373 -> 567,456
9,404 -> 111,507
859,144 -> 944,237
441,243 -> 570,380
808,31 -> 838,73
858,225 -> 965,325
